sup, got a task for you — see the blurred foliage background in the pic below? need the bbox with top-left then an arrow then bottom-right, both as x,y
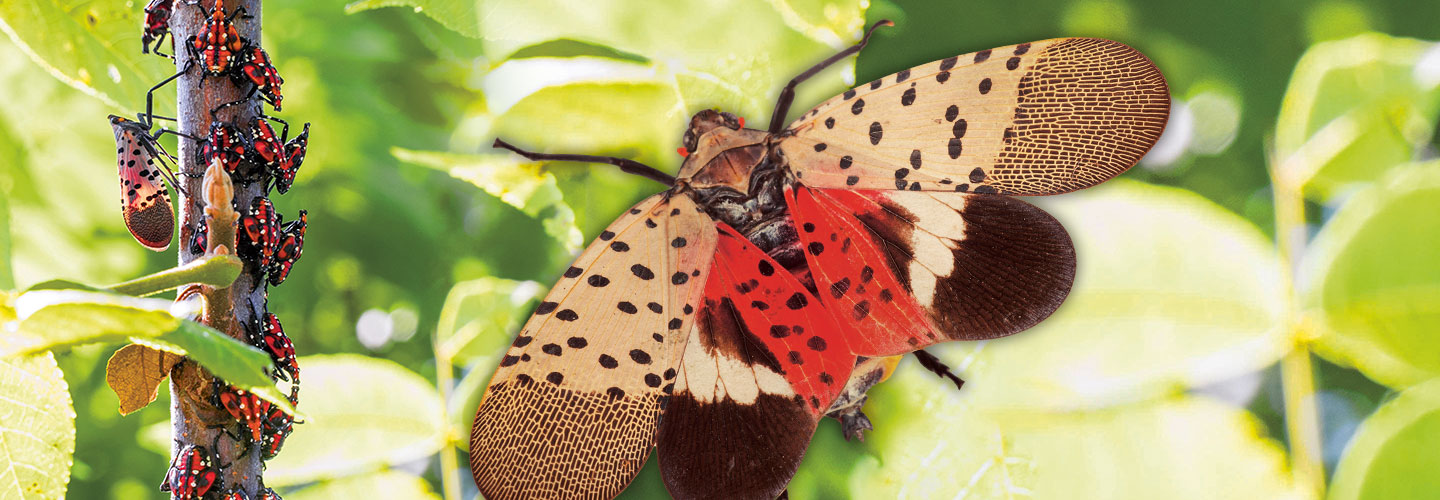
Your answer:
0,0 -> 1439,498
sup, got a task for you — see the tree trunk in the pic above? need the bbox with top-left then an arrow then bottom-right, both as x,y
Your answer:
169,0 -> 266,495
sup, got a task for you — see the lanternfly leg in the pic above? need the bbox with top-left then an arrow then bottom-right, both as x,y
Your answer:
211,86 -> 260,116
492,138 -> 677,186
144,61 -> 193,129
912,349 -> 965,391
766,19 -> 893,135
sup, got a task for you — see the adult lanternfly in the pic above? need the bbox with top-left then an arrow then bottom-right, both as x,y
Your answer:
109,115 -> 187,251
470,21 -> 1169,500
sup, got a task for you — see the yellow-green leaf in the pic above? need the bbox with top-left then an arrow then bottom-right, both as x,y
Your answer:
851,362 -> 1300,500
0,352 -> 75,500
1330,377 -> 1440,500
1302,163 -> 1440,388
949,181 -> 1289,409
0,0 -> 174,109
433,277 -> 541,365
5,289 -> 290,414
394,148 -> 584,252
1274,33 -> 1440,200
282,470 -> 441,500
345,0 -> 480,38
264,355 -> 447,486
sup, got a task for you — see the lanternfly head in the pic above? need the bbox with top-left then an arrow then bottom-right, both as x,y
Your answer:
680,109 -> 745,155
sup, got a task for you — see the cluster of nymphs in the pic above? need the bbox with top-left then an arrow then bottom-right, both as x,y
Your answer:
115,1 -> 310,499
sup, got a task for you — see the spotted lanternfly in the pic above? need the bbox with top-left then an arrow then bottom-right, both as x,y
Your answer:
141,0 -> 174,56
469,21 -> 1170,500
252,312 -> 299,383
187,0 -> 248,77
214,379 -> 267,442
265,210 -> 305,286
260,403 -> 294,460
235,45 -> 283,110
246,116 -> 287,176
239,197 -> 279,269
159,436 -> 222,499
257,487 -> 283,500
109,115 -> 183,251
275,123 -> 309,195
202,121 -> 250,176
189,220 -> 209,256
219,486 -> 251,500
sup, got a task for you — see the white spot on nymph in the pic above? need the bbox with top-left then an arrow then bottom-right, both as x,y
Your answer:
676,323 -> 793,404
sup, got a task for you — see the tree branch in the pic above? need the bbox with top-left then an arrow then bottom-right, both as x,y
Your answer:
170,0 -> 266,495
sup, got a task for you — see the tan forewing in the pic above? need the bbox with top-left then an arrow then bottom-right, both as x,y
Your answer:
780,38 -> 1169,195
112,121 -> 174,250
469,193 -> 718,500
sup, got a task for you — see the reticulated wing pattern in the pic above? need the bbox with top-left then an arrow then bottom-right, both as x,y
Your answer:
658,222 -> 858,500
469,193 -> 718,500
111,121 -> 174,250
796,187 -> 1077,352
780,38 -> 1169,195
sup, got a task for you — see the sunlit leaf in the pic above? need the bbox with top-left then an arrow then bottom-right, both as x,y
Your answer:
282,469 -> 442,500
434,277 -> 541,365
1330,377 -> 1440,500
478,0 -> 862,64
345,0 -> 480,38
5,291 -> 182,355
852,362 -> 1301,500
483,0 -> 869,178
1274,33 -> 1440,200
941,180 -> 1289,410
1301,163 -> 1440,388
4,289 -> 290,413
394,147 -> 584,252
264,354 -> 447,486
0,352 -> 75,500
0,0 -> 173,109
0,171 -> 11,289
446,357 -> 496,453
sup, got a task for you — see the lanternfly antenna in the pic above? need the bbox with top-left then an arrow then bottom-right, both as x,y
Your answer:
492,138 -> 678,187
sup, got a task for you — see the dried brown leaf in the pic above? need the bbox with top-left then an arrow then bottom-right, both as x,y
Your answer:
105,343 -> 182,415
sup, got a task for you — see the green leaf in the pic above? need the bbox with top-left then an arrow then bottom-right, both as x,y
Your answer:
264,354 -> 447,486
394,148 -> 584,252
946,180 -> 1289,409
0,171 -> 11,290
344,0 -> 480,38
0,352 -> 75,500
106,255 -> 244,297
851,362 -> 1298,499
478,0 -> 863,65
1330,377 -> 1440,500
282,470 -> 441,500
1302,163 -> 1440,388
483,0 -> 868,176
447,354 -> 499,453
433,277 -> 541,365
0,0 -> 174,109
1274,33 -> 1440,200
5,291 -> 182,355
4,289 -> 291,413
